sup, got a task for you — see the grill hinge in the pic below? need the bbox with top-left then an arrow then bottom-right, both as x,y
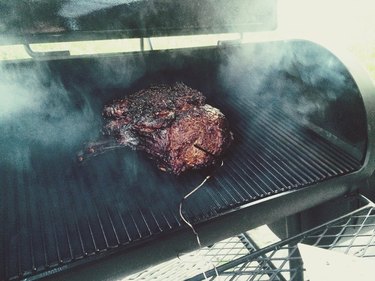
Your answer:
24,44 -> 71,60
217,33 -> 243,47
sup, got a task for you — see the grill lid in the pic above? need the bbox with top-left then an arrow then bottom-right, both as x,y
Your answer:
0,0 -> 277,45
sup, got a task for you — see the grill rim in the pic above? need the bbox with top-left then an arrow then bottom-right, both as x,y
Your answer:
2,38 -> 375,281
319,39 -> 375,178
31,170 -> 366,281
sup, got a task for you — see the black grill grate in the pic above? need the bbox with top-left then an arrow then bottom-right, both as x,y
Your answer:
0,96 -> 361,281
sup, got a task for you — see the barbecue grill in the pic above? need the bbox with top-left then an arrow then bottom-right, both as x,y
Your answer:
1,1 -> 375,280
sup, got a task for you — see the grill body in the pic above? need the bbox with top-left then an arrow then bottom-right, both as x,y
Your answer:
0,39 -> 374,281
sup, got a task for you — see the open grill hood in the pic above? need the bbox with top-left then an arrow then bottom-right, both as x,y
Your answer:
0,0 -> 276,45
1,39 -> 375,281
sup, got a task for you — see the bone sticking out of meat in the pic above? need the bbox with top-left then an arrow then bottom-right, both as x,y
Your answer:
80,82 -> 233,175
77,138 -> 124,162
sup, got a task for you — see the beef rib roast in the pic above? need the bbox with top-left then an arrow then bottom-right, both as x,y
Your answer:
78,82 -> 233,175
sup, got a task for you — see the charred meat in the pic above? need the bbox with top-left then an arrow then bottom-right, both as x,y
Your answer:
80,82 -> 233,175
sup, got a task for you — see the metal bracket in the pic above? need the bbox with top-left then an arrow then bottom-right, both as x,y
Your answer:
217,32 -> 243,47
24,44 -> 71,60
140,37 -> 153,52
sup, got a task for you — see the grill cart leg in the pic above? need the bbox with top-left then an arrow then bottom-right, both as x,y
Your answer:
284,214 -> 304,281
238,233 -> 288,281
268,214 -> 305,280
287,242 -> 304,281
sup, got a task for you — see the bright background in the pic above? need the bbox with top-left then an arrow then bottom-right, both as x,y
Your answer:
1,0 -> 375,80
277,0 -> 375,78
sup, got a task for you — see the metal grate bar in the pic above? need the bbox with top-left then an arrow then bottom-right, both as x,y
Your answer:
233,98 -> 358,174
1,96 -> 362,281
267,108 -> 360,169
237,129 -> 304,187
237,121 -> 318,184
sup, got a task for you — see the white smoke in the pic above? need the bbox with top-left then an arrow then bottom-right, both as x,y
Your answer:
218,40 -> 355,126
0,64 -> 98,169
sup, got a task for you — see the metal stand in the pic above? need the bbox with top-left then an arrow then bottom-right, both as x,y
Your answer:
127,195 -> 375,281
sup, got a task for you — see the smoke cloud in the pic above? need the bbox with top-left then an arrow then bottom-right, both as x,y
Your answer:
218,41 -> 354,120
215,39 -> 366,158
0,63 -> 99,170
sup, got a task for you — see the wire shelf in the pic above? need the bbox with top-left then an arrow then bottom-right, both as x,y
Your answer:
126,195 -> 375,281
